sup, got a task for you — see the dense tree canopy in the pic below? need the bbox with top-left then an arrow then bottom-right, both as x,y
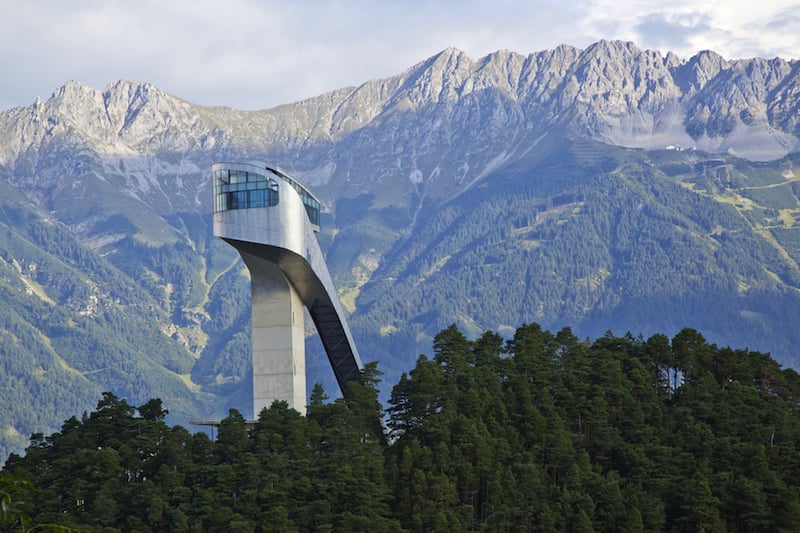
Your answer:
3,324 -> 800,532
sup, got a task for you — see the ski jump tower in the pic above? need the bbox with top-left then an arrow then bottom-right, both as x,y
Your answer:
212,162 -> 362,414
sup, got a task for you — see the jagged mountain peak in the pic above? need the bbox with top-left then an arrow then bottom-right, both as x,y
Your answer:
102,80 -> 167,121
674,49 -> 729,93
27,79 -> 208,153
663,51 -> 684,69
555,40 -> 681,142
390,47 -> 475,105
43,80 -> 108,139
472,49 -> 530,94
768,62 -> 800,136
100,80 -> 203,148
433,46 -> 470,63
51,79 -> 100,100
582,39 -> 642,58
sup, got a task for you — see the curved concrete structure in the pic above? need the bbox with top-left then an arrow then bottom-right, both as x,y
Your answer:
212,162 -> 362,414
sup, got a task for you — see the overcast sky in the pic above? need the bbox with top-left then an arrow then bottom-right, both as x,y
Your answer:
1,0 -> 798,111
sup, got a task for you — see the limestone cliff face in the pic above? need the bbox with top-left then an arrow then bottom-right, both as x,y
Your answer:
0,40 -> 798,239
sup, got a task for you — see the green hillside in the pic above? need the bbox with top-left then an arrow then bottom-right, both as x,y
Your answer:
0,200 -> 239,459
348,141 -> 800,388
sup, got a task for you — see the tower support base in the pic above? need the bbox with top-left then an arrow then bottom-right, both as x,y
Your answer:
243,252 -> 306,414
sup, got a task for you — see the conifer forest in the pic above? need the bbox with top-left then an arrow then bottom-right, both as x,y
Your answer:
3,323 -> 799,532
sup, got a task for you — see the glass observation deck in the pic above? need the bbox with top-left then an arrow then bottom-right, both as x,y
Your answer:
212,163 -> 321,228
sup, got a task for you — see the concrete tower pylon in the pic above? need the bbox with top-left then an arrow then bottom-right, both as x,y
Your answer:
212,162 -> 362,415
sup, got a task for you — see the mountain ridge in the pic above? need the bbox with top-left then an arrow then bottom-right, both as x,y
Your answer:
3,40 -> 799,170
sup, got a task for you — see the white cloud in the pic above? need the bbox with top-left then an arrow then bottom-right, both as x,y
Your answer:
0,0 -> 798,111
582,0 -> 800,59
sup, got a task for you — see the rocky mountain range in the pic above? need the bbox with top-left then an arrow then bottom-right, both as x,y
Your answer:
1,40 -> 800,459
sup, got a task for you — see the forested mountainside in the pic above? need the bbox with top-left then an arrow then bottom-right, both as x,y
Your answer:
3,324 -> 800,532
1,40 -> 800,460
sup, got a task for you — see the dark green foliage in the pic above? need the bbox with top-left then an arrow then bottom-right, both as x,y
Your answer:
384,323 -> 800,532
3,372 -> 401,532
351,144 -> 800,398
0,199 -> 270,460
5,325 -> 800,532
0,206 -> 212,460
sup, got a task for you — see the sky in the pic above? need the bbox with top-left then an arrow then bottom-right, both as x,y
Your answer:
1,0 -> 798,112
